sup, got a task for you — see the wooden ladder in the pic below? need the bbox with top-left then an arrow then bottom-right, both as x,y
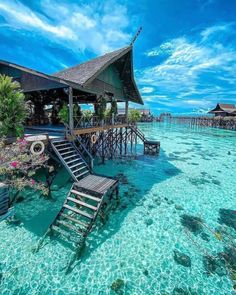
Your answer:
49,183 -> 104,245
51,138 -> 91,181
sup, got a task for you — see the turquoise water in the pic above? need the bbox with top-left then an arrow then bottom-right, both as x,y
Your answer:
0,123 -> 236,294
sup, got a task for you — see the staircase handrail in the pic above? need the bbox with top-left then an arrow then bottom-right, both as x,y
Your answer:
74,136 -> 94,171
130,125 -> 146,142
50,140 -> 79,181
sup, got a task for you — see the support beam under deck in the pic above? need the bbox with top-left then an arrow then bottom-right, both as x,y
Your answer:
74,124 -> 128,135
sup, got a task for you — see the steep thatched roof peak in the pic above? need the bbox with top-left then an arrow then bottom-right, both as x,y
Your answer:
209,103 -> 236,114
53,46 -> 132,86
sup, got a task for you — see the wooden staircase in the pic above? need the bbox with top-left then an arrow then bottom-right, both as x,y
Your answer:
50,183 -> 103,245
130,125 -> 160,155
48,138 -> 119,249
51,138 -> 91,181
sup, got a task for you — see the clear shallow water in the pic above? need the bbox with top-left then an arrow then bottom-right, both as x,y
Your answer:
0,123 -> 236,295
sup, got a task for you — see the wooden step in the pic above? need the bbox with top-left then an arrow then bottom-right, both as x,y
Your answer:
56,219 -> 85,234
53,140 -> 67,144
75,170 -> 89,179
60,213 -> 89,228
71,189 -> 101,202
51,225 -> 71,238
63,154 -> 78,160
68,162 -> 83,169
54,143 -> 70,148
63,204 -> 94,219
61,150 -> 75,156
67,196 -> 97,211
72,166 -> 86,174
57,146 -> 72,152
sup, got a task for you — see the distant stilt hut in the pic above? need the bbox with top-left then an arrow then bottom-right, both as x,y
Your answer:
208,103 -> 236,117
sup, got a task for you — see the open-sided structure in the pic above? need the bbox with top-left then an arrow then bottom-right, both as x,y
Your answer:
0,45 -> 143,132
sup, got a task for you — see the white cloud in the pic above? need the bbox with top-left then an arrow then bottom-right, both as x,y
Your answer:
0,0 -> 132,55
0,2 -> 76,40
200,23 -> 232,41
145,42 -> 174,57
140,86 -> 154,94
138,24 -> 236,109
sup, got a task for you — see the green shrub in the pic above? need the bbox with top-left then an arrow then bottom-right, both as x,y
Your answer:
0,75 -> 28,137
128,109 -> 141,123
82,110 -> 93,119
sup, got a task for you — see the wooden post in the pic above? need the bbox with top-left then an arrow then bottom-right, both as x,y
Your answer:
125,101 -> 129,123
68,86 -> 74,132
0,183 -> 9,216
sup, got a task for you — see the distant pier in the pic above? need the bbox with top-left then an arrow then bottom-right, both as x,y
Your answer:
166,116 -> 236,131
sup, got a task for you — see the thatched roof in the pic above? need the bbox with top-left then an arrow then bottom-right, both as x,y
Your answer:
209,103 -> 236,114
54,46 -> 130,85
54,46 -> 143,104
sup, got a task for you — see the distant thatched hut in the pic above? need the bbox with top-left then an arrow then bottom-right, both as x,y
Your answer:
208,103 -> 236,117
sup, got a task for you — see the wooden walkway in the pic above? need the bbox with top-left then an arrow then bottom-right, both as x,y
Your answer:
74,124 -> 128,135
75,175 -> 118,195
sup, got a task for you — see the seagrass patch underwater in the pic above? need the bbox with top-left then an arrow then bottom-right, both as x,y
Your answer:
0,122 -> 236,295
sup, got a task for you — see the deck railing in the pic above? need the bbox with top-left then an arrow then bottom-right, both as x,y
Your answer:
74,115 -> 127,129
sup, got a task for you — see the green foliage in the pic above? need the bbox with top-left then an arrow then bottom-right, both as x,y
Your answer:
128,109 -> 141,123
0,75 -> 28,137
104,109 -> 112,119
58,104 -> 69,123
82,110 -> 93,119
95,96 -> 107,120
58,104 -> 79,124
111,100 -> 117,115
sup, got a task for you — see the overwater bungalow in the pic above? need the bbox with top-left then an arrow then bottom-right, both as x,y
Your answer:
208,103 -> 236,117
0,45 -> 160,248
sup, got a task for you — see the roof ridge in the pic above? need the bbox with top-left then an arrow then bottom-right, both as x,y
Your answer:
53,45 -> 131,76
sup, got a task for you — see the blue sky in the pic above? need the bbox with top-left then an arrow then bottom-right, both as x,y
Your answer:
0,0 -> 236,114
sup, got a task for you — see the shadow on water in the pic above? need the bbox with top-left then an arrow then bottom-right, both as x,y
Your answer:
9,167 -> 72,236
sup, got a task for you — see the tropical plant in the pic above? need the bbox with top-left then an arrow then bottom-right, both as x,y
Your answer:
82,110 -> 93,120
95,96 -> 107,120
58,104 -> 79,124
104,109 -> 112,119
128,109 -> 141,123
111,100 -> 118,115
0,75 -> 29,137
58,104 -> 69,124
0,138 -> 49,200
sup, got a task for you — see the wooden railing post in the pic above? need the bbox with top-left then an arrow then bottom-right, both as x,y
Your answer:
125,101 -> 129,124
68,86 -> 74,133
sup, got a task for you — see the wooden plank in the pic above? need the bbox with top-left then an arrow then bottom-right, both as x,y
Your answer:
67,197 -> 97,211
56,219 -> 84,234
63,204 -> 94,219
75,175 -> 117,194
72,166 -> 86,173
61,150 -> 75,156
69,162 -> 84,169
75,170 -> 89,179
71,189 -> 101,202
51,225 -> 71,238
60,213 -> 89,228
67,158 -> 82,164
64,154 -> 77,160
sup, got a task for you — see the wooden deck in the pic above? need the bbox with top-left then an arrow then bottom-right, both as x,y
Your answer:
74,124 -> 128,135
75,174 -> 118,195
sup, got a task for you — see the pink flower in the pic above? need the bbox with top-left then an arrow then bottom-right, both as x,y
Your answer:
31,179 -> 35,186
10,161 -> 18,168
